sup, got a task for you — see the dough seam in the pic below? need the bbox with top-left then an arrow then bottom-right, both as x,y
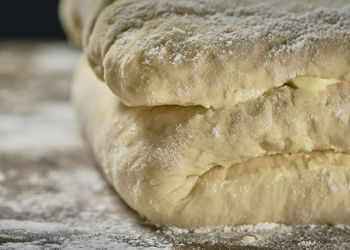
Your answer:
195,149 -> 350,177
178,150 -> 350,206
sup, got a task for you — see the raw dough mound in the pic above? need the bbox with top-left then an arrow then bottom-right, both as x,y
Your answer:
73,58 -> 350,228
61,0 -> 350,228
62,0 -> 350,108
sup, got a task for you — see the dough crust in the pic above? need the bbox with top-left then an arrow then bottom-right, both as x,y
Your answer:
62,0 -> 350,108
73,58 -> 350,228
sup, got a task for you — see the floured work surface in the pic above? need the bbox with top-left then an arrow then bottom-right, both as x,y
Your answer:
1,43 -> 350,249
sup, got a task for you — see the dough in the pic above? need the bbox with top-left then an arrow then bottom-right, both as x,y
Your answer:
73,57 -> 350,228
59,0 -> 82,45
59,0 -> 113,46
61,0 -> 350,228
62,0 -> 350,108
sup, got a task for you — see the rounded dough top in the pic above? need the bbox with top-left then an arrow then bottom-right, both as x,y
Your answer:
62,0 -> 350,108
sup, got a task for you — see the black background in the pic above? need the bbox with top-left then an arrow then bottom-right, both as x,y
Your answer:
0,0 -> 65,40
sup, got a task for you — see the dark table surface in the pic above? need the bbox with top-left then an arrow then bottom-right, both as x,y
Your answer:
0,42 -> 350,250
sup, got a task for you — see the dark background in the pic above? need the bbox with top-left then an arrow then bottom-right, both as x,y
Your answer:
0,0 -> 65,40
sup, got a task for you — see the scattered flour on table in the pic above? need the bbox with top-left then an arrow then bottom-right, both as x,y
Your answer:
0,103 -> 81,154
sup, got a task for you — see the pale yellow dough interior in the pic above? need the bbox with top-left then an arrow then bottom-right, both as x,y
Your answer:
289,76 -> 339,92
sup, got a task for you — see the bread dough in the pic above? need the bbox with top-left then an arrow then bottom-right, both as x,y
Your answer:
62,0 -> 350,108
59,0 -> 82,45
59,0 -> 113,46
73,57 -> 350,228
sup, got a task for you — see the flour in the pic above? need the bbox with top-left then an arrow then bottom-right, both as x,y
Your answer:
0,103 -> 81,154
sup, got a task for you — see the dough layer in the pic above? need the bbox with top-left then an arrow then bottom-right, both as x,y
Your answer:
73,58 -> 350,228
62,0 -> 350,108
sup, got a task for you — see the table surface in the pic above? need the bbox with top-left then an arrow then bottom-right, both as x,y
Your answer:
0,42 -> 350,250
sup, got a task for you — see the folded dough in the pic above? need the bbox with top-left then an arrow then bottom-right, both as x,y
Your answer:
73,57 -> 350,228
62,0 -> 350,108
